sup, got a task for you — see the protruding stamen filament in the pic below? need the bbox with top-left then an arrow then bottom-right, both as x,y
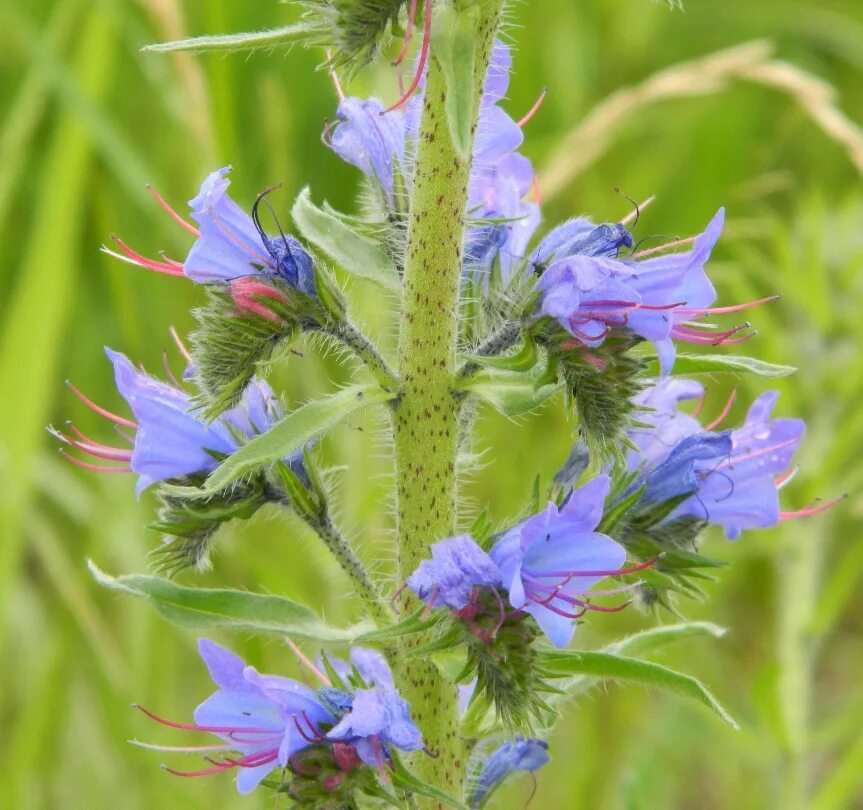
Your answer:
631,234 -> 697,259
704,388 -> 737,431
780,494 -> 846,521
146,184 -> 201,236
524,555 -> 660,581
620,195 -> 656,227
393,0 -> 418,67
775,465 -> 799,489
60,451 -> 131,473
133,704 -> 278,735
162,350 -> 182,388
685,294 -> 781,316
325,49 -> 345,102
284,637 -> 331,686
66,381 -> 138,428
52,428 -> 133,462
103,238 -> 185,277
169,325 -> 193,364
692,388 -> 708,419
382,0 -> 432,115
714,436 -> 800,471
517,87 -> 549,128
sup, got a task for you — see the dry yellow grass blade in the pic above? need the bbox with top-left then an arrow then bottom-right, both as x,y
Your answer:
540,39 -> 863,200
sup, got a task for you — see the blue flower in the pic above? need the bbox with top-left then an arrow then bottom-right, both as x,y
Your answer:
490,476 -> 627,648
627,380 -> 807,539
323,649 -> 424,766
469,737 -> 550,807
57,346 -> 291,495
536,209 -> 726,373
136,639 -> 333,794
407,535 -> 503,610
328,42 -> 540,280
184,167 -> 316,296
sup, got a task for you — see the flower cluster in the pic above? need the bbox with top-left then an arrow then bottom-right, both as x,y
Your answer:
328,40 -> 540,281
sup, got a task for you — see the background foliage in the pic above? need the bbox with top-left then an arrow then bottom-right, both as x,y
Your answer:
1,0 -> 862,807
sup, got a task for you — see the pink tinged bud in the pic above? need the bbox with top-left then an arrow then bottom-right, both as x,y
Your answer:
332,742 -> 362,772
230,278 -> 289,323
323,773 -> 348,792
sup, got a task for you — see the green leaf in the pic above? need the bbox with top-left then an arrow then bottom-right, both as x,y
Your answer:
142,24 -> 313,54
645,352 -> 796,378
539,649 -> 739,729
464,369 -> 561,417
203,384 -> 393,493
388,751 -> 469,810
292,188 -> 398,290
432,6 -> 479,159
604,621 -> 727,657
89,562 -> 373,642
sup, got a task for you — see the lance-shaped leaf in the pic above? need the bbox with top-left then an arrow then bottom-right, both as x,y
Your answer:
432,5 -> 479,159
465,373 -> 561,416
142,24 -> 313,54
292,188 -> 398,290
89,562 -> 372,642
203,384 -> 393,493
388,751 -> 470,810
539,649 -> 739,729
90,563 -> 438,646
645,352 -> 796,378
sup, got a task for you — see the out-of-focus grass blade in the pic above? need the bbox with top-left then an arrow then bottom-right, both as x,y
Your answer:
0,9 -> 117,630
1,4 -> 159,204
0,0 -> 80,226
809,734 -> 863,810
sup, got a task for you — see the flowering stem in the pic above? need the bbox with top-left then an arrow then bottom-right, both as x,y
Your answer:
391,2 -> 503,803
328,320 -> 398,391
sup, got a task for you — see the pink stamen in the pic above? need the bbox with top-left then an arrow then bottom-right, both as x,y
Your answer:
284,638 -> 331,687
382,0 -> 432,114
393,0 -> 418,67
682,294 -> 780,316
61,451 -> 131,473
163,763 -> 236,778
107,236 -> 186,276
65,382 -> 138,428
692,388 -> 708,419
293,716 -> 320,744
532,174 -> 542,205
517,87 -> 549,128
714,436 -> 799,471
159,252 -> 185,268
208,207 -> 271,266
57,432 -> 133,462
780,494 -> 846,520
620,195 -> 656,227
169,326 -> 193,364
704,388 -> 737,431
146,184 -> 201,237
775,465 -> 799,489
134,704 -> 277,735
672,323 -> 753,345
636,301 -> 684,311
631,234 -> 697,259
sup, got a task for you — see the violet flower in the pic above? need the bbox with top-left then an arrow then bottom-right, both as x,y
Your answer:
56,345 -> 289,495
134,639 -> 333,794
327,41 -> 541,280
536,209 -> 731,374
469,737 -> 550,807
628,379 -> 816,539
489,475 -> 634,648
407,535 -> 503,610
102,167 -> 316,296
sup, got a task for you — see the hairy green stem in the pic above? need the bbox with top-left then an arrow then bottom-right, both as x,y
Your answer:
391,2 -> 503,804
307,514 -> 392,625
329,319 -> 398,391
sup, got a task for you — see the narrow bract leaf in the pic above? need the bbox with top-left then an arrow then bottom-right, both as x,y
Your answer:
388,751 -> 470,810
464,370 -> 561,417
142,24 -> 313,54
88,562 -> 374,642
604,621 -> 727,657
540,649 -> 739,729
292,188 -> 399,290
646,353 -> 797,378
432,6 -> 479,159
204,384 -> 393,492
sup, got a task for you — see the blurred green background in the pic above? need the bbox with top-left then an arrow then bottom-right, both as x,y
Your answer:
1,0 -> 862,807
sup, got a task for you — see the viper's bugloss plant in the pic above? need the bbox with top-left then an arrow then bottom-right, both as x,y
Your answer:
62,1 -> 845,806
